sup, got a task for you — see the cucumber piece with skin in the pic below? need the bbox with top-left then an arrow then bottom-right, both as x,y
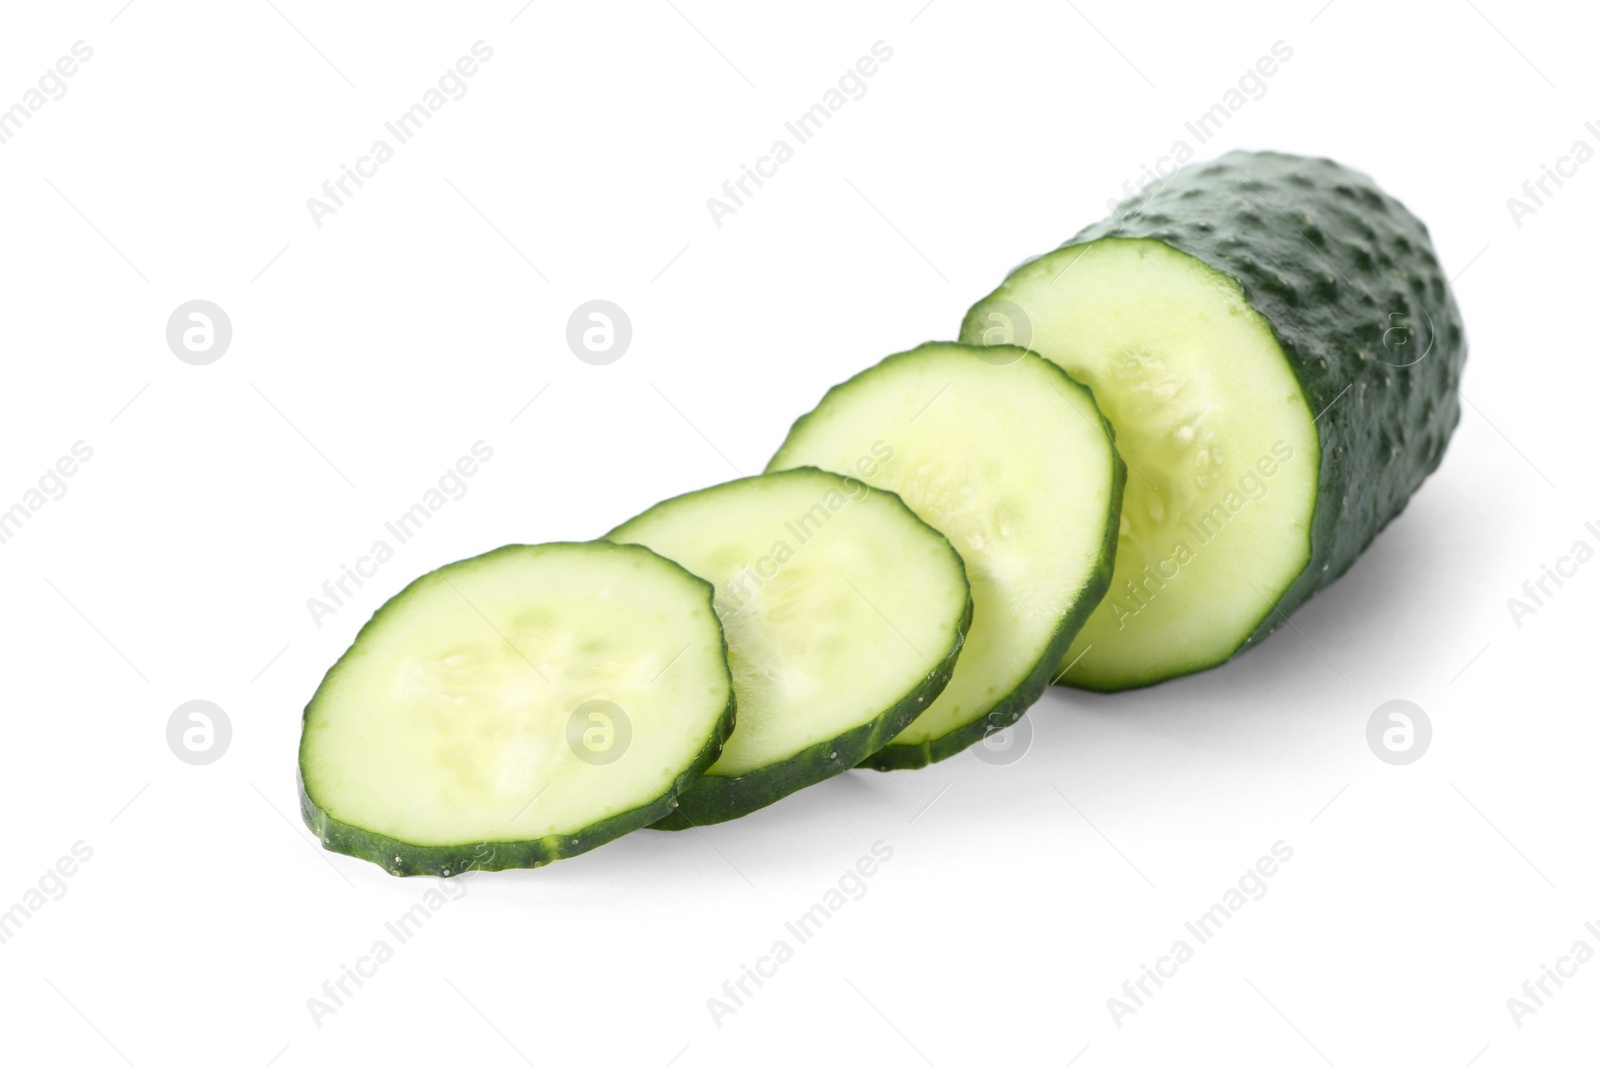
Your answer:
961,151 -> 1466,691
298,542 -> 735,876
769,343 -> 1124,769
607,468 -> 971,825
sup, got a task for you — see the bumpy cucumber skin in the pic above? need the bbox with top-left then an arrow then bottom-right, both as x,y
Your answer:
297,542 -> 737,877
606,468 -> 973,826
961,151 -> 1466,685
768,344 -> 1126,769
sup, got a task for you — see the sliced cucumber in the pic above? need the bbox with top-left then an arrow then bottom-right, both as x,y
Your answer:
607,468 -> 971,823
298,542 -> 734,875
768,343 -> 1123,769
961,151 -> 1466,691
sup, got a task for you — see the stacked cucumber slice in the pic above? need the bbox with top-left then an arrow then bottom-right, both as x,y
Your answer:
299,543 -> 735,875
299,150 -> 1466,874
607,468 -> 973,825
768,345 -> 1123,768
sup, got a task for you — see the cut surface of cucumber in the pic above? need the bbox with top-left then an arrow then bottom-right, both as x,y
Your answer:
961,151 -> 1465,691
768,343 -> 1123,768
607,468 -> 970,824
298,542 -> 734,875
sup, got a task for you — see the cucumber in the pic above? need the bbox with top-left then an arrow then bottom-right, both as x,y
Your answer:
768,343 -> 1124,768
298,542 -> 735,876
961,150 -> 1466,691
606,468 -> 971,824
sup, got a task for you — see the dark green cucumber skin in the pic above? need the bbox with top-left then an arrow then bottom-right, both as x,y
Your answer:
768,344 -> 1126,769
653,595 -> 971,826
605,468 -> 973,825
298,542 -> 737,877
961,151 -> 1466,682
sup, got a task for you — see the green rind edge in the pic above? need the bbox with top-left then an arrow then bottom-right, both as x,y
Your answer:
653,593 -> 972,826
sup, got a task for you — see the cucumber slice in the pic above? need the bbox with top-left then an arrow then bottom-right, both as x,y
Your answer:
607,468 -> 971,823
768,343 -> 1123,769
961,151 -> 1466,691
298,542 -> 735,875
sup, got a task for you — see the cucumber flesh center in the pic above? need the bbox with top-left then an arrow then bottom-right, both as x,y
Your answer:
982,239 -> 1318,688
301,547 -> 729,846
610,473 -> 968,778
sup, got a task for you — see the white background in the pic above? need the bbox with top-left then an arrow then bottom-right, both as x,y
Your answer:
0,1 -> 1594,1064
